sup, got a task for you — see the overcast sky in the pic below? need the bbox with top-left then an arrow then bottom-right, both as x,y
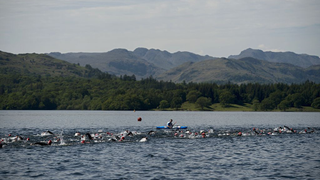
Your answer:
1,0 -> 319,57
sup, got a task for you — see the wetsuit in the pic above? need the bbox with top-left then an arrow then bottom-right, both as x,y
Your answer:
85,133 -> 94,140
284,126 -> 295,133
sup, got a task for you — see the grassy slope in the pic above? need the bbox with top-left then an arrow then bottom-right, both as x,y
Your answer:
0,51 -> 89,77
160,102 -> 320,112
157,57 -> 320,84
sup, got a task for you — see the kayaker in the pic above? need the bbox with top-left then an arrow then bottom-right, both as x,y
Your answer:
167,119 -> 174,129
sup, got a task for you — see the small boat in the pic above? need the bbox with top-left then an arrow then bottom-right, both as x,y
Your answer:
156,126 -> 188,129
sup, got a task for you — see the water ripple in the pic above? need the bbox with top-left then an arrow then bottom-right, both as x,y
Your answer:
1,111 -> 320,179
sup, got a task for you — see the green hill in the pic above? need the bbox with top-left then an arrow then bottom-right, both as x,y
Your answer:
156,57 -> 320,84
0,51 -> 103,78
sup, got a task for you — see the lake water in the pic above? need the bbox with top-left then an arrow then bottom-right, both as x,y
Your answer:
0,111 -> 319,180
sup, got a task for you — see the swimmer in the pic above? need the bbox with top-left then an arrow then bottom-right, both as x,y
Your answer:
284,125 -> 296,133
119,136 -> 125,142
139,137 -> 148,142
41,131 -> 54,136
201,132 -> 206,138
81,140 -> 91,144
14,135 -> 24,141
85,133 -> 94,140
208,129 -> 214,134
33,140 -> 52,146
187,132 -> 196,139
108,137 -> 117,142
108,135 -> 121,142
53,138 -> 60,143
94,133 -> 100,139
252,128 -> 260,135
273,127 -> 283,132
123,130 -> 133,137
126,130 -> 133,136
80,133 -> 94,142
242,132 -> 250,136
305,127 -> 315,133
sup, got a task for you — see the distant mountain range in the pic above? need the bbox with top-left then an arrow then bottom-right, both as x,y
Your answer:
48,48 -> 214,79
132,48 -> 214,70
1,47 -> 319,84
229,48 -> 320,68
48,47 -> 320,84
157,57 -> 320,84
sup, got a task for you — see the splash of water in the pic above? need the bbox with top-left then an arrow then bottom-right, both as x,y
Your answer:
59,130 -> 66,145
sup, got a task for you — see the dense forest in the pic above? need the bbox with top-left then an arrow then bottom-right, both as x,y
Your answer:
0,70 -> 319,111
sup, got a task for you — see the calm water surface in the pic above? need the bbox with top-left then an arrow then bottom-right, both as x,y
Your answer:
0,111 -> 319,180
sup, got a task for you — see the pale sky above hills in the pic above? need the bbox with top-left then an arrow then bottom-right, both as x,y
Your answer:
0,0 -> 319,57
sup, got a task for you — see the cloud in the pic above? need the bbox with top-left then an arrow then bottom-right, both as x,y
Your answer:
0,0 -> 319,57
258,44 -> 285,53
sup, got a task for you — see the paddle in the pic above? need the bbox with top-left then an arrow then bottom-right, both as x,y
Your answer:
171,121 -> 178,129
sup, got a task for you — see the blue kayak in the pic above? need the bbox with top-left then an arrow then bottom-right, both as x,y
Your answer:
156,126 -> 188,129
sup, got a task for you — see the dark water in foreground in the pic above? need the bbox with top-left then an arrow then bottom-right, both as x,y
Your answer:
0,111 -> 319,180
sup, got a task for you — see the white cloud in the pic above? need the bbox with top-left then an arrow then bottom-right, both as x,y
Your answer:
0,0 -> 319,56
258,44 -> 285,53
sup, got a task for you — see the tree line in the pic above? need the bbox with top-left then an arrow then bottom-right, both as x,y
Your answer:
0,73 -> 319,111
